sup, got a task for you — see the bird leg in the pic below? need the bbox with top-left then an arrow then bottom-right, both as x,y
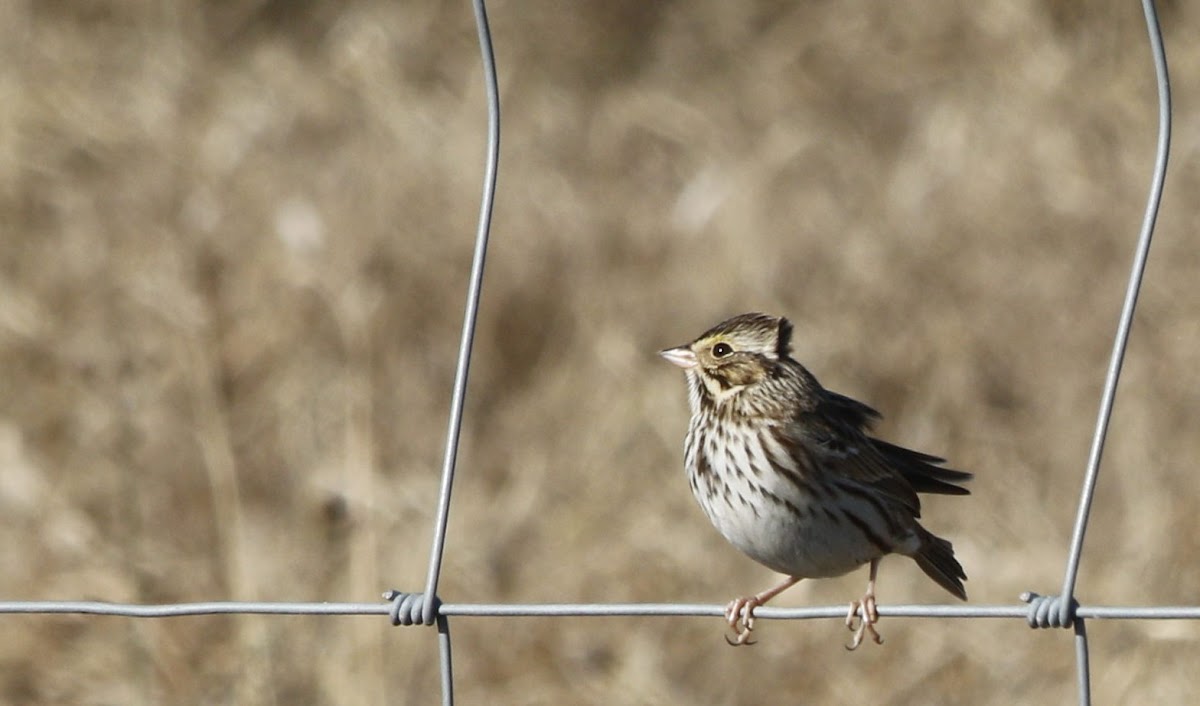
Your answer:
724,575 -> 801,646
845,558 -> 882,650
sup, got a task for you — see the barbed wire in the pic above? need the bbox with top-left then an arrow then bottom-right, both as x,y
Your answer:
0,1 -> 1179,705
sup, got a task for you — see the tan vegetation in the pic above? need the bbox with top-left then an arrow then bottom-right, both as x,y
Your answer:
2,0 -> 1198,703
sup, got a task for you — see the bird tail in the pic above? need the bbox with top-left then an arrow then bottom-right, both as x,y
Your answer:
913,527 -> 968,600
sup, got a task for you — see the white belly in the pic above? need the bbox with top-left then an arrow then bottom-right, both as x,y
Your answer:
686,419 -> 909,578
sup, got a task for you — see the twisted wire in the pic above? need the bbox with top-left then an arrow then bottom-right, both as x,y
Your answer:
385,591 -> 442,627
1020,592 -> 1079,629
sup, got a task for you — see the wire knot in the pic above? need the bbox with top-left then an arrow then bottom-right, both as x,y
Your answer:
384,590 -> 441,626
1021,591 -> 1078,629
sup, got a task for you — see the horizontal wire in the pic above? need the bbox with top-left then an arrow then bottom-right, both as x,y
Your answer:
3,600 -> 1199,621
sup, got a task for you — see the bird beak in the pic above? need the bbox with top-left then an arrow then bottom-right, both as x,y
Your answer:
659,346 -> 697,369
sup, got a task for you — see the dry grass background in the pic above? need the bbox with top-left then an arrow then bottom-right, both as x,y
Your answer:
1,0 -> 1199,704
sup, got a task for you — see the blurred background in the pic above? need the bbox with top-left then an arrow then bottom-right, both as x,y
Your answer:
2,0 -> 1198,703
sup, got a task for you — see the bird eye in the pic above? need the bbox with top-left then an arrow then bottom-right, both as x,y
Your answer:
712,342 -> 733,358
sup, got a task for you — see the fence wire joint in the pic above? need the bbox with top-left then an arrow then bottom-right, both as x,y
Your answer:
1021,591 -> 1079,629
385,591 -> 442,627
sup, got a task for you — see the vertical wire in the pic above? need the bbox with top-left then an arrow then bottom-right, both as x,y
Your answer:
1057,0 -> 1170,626
1074,620 -> 1092,706
438,616 -> 455,706
421,0 -> 501,624
1063,7 -> 1171,703
423,1 -> 500,703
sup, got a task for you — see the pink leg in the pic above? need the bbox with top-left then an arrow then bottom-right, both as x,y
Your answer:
724,575 -> 802,646
845,558 -> 883,650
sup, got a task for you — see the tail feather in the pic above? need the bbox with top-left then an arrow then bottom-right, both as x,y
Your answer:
912,528 -> 968,600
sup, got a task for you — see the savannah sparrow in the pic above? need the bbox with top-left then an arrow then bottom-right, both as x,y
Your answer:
660,313 -> 970,648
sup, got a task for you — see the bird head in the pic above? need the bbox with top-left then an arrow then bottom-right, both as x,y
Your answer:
660,313 -> 793,405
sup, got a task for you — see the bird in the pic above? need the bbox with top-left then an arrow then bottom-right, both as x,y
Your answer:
659,312 -> 970,648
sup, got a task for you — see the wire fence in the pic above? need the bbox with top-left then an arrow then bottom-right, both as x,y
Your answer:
0,1 -> 1183,705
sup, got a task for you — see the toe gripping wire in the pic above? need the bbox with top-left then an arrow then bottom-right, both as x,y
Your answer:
1021,592 -> 1079,629
385,591 -> 442,627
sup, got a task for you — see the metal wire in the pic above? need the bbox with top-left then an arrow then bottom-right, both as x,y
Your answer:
411,0 -> 500,701
4,599 -> 1200,620
1013,1 -> 1170,703
419,0 -> 501,632
1014,0 -> 1171,702
1054,0 -> 1171,626
437,614 -> 455,706
1075,620 -> 1092,706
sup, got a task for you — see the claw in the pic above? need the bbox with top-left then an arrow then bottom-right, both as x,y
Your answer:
723,596 -> 759,646
845,600 -> 860,632
724,631 -> 757,646
718,576 -> 802,647
842,558 -> 884,650
844,593 -> 882,650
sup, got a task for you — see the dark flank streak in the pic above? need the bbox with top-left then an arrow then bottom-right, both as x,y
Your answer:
693,448 -> 713,480
765,426 -> 820,498
746,452 -> 764,479
724,445 -> 739,475
761,487 -> 807,521
840,508 -> 892,554
833,479 -> 908,540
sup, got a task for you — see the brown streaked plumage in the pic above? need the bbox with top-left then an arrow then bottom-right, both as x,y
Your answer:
660,312 -> 970,648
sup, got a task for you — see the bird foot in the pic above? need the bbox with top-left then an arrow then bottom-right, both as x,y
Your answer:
844,593 -> 882,650
723,596 -> 760,646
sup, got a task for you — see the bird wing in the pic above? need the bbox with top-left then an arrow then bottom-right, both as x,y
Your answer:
871,438 -> 972,496
788,408 -> 923,515
777,369 -> 969,513
820,389 -> 882,431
